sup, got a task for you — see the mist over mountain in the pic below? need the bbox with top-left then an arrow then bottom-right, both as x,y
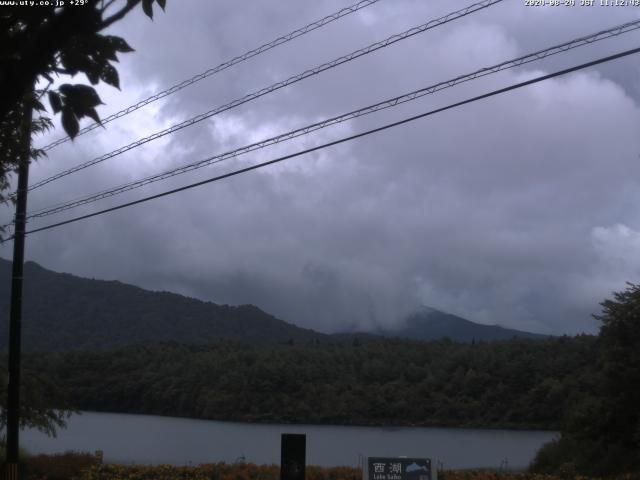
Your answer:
0,258 -> 544,351
375,307 -> 547,342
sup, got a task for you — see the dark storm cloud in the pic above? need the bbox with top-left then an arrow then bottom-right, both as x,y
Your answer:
3,0 -> 640,334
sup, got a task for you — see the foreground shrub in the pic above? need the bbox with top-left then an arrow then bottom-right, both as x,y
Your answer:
77,464 -> 361,480
56,462 -> 640,480
441,472 -> 640,480
26,451 -> 99,480
529,433 -> 640,477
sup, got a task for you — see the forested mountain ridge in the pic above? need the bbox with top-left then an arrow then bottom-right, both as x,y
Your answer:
0,258 -> 326,350
0,258 -> 545,351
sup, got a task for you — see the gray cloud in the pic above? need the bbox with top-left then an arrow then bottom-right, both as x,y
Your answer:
3,0 -> 640,335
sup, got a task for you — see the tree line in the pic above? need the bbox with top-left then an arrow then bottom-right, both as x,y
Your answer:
21,335 -> 597,430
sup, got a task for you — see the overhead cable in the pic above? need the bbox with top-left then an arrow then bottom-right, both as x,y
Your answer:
40,0 -> 385,152
14,46 -> 640,239
25,19 -> 640,220
27,0 -> 503,192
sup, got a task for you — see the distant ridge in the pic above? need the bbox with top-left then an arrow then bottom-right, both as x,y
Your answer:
0,258 -> 546,351
375,307 -> 547,342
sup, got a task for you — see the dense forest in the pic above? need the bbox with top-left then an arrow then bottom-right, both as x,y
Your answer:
22,336 -> 597,430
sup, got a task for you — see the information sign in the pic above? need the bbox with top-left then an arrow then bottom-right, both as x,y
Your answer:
367,457 -> 432,480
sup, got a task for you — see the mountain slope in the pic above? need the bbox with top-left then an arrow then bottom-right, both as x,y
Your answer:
1,258 -> 546,351
0,258 -> 326,351
377,307 -> 547,341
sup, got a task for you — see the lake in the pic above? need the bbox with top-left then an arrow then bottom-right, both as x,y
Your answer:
21,412 -> 556,469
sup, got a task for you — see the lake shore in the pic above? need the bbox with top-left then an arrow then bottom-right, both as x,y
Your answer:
74,409 -> 561,432
22,411 -> 557,469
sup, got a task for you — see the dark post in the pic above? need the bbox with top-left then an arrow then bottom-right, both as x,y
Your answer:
280,434 -> 306,480
5,95 -> 33,480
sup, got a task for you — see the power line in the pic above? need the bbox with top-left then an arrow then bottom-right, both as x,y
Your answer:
15,46 -> 640,239
24,19 -> 640,220
40,0 -> 384,152
27,0 -> 503,192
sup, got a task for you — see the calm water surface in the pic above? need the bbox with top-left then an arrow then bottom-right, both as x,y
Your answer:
22,412 -> 556,469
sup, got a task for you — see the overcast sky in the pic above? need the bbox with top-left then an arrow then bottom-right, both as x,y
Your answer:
2,0 -> 640,335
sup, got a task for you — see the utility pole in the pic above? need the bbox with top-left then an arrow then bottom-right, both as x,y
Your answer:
5,93 -> 33,480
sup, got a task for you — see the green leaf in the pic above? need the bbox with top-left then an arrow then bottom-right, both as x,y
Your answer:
156,0 -> 166,10
97,47 -> 118,63
58,84 -> 74,97
105,36 -> 134,53
59,45 -> 93,76
91,34 -> 119,62
67,84 -> 103,109
32,98 -> 46,112
85,69 -> 100,85
58,84 -> 104,127
142,0 -> 153,19
61,108 -> 79,139
84,107 -> 102,125
100,64 -> 120,89
49,92 -> 62,113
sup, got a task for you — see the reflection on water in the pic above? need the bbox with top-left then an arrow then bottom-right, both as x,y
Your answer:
22,412 -> 556,469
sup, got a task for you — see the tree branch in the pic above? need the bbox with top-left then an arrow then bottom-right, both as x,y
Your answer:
100,0 -> 119,15
99,0 -> 141,30
36,79 -> 53,99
